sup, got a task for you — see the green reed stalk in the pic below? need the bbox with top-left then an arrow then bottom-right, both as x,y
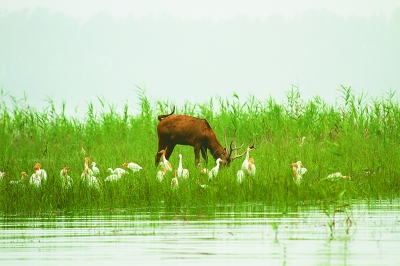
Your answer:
1,87 -> 400,215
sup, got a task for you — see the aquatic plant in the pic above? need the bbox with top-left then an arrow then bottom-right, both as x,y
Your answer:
0,86 -> 399,214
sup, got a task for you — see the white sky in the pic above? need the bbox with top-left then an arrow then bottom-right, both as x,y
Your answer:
2,0 -> 400,21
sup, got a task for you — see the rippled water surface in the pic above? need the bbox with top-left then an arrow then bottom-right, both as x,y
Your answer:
1,200 -> 400,265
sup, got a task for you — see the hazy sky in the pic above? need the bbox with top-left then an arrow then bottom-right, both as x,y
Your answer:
1,1 -> 400,116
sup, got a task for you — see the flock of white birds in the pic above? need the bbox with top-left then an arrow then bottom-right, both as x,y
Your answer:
289,161 -> 351,185
0,143 -> 350,190
0,159 -> 144,190
156,145 -> 257,189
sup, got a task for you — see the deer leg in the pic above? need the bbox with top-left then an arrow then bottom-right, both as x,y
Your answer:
165,144 -> 176,160
200,146 -> 208,165
194,143 -> 202,166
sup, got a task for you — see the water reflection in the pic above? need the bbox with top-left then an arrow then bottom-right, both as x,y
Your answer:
1,200 -> 400,265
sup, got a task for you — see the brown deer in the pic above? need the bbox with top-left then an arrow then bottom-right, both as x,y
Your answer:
155,107 -> 247,167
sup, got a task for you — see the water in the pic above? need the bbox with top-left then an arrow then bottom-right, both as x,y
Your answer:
1,200 -> 400,265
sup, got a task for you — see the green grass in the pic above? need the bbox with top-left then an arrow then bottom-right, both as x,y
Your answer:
0,86 -> 400,215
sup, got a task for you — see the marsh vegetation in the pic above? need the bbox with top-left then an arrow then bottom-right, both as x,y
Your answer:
0,86 -> 399,215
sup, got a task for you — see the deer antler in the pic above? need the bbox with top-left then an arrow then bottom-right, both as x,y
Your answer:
229,145 -> 246,160
228,130 -> 245,160
223,126 -> 229,149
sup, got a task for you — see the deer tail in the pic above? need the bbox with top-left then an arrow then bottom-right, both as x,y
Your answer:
157,106 -> 175,121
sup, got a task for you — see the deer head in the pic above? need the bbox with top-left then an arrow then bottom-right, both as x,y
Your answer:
219,127 -> 255,167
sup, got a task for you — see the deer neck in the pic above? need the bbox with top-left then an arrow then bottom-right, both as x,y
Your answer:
207,137 -> 225,160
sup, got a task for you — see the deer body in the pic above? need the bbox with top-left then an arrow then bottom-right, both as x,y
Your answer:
155,108 -> 247,167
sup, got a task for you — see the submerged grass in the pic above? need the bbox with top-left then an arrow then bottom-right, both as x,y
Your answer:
0,86 -> 400,215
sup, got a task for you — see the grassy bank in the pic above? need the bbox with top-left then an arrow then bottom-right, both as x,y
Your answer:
0,86 -> 399,215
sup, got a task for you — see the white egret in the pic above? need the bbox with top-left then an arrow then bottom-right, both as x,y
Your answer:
60,166 -> 72,189
157,167 -> 166,182
326,172 -> 351,180
177,154 -> 189,179
91,162 -> 100,175
29,163 -> 46,187
80,158 -> 100,189
171,170 -> 179,189
34,163 -> 47,181
122,162 -> 142,172
290,161 -> 307,184
246,158 -> 256,177
297,161 -> 307,176
30,165 -> 41,187
82,157 -> 93,178
10,172 -> 27,185
237,169 -> 244,183
208,158 -> 222,180
158,149 -> 172,172
241,145 -> 256,171
107,167 -> 126,177
198,163 -> 209,177
81,170 -> 99,188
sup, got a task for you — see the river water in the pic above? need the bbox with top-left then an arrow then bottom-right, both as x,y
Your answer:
1,200 -> 400,265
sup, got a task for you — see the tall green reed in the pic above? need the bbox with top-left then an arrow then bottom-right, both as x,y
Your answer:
1,86 -> 400,215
